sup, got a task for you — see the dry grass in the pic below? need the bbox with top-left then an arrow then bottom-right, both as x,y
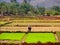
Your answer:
1,27 -> 60,32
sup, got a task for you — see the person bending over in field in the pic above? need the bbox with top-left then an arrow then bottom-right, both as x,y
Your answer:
28,25 -> 31,32
26,25 -> 31,34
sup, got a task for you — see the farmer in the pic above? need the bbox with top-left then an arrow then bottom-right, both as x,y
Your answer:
28,25 -> 31,32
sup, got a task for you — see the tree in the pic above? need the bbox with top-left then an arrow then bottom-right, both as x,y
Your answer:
51,6 -> 60,12
37,7 -> 45,16
19,3 -> 34,16
8,2 -> 19,15
0,2 -> 8,16
51,6 -> 60,15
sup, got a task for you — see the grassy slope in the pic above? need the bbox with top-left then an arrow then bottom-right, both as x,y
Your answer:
25,33 -> 56,43
0,33 -> 25,41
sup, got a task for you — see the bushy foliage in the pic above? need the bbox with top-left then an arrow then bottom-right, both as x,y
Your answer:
0,2 -> 60,16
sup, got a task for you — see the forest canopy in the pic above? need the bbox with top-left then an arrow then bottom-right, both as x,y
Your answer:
0,1 -> 60,16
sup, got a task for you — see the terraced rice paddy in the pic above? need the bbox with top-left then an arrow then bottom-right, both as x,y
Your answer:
0,17 -> 59,43
0,33 -> 56,43
3,20 -> 60,27
25,33 -> 56,43
0,33 -> 25,41
0,21 -> 7,25
1,17 -> 60,26
0,17 -> 60,26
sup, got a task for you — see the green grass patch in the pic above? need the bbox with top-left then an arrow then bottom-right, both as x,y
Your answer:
25,33 -> 56,43
0,33 -> 25,41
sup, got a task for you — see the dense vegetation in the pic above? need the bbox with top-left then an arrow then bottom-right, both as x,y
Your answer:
0,1 -> 60,17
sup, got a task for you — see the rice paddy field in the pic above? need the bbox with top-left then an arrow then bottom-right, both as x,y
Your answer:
25,33 -> 56,43
0,33 -> 56,43
0,33 -> 25,41
0,21 -> 7,25
2,19 -> 60,27
1,17 -> 60,27
0,19 -> 60,26
0,17 -> 60,43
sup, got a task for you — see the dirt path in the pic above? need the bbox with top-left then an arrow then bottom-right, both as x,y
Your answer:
21,33 -> 28,43
54,34 -> 59,42
56,33 -> 60,42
